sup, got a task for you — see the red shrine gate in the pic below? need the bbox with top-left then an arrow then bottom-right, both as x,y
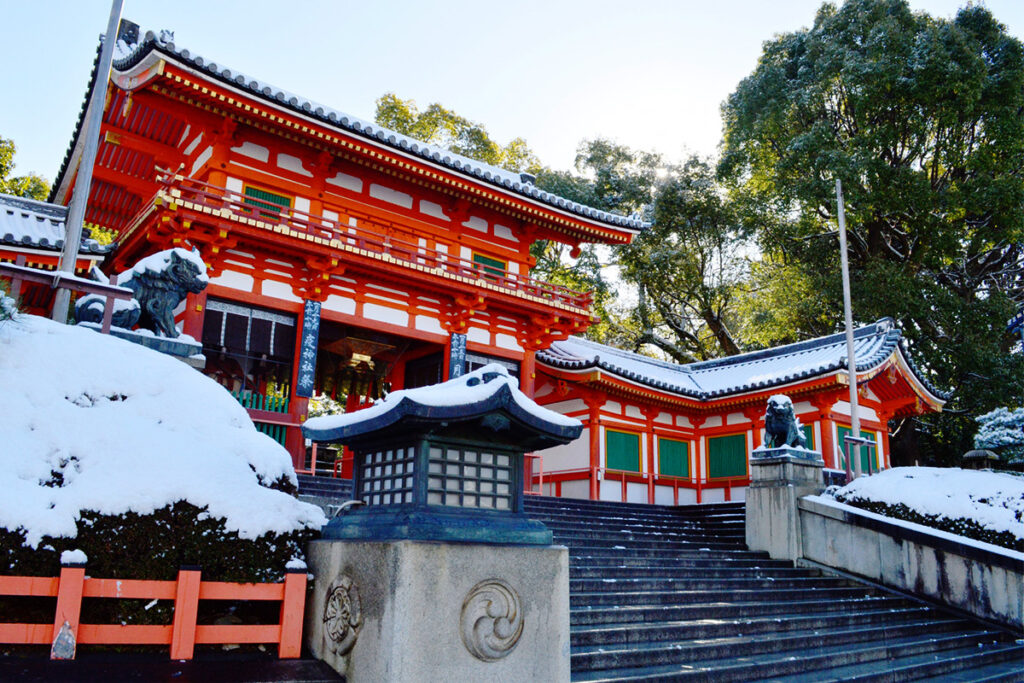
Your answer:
50,29 -> 643,469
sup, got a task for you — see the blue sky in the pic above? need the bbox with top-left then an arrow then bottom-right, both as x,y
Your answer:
2,0 -> 1022,181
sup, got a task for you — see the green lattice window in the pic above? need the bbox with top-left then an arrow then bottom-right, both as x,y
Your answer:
243,186 -> 291,217
837,426 -> 878,473
472,253 -> 506,281
605,430 -> 640,472
658,437 -> 689,477
708,434 -> 747,478
802,424 -> 815,450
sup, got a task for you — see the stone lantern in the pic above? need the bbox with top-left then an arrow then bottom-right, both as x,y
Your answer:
302,364 -> 580,681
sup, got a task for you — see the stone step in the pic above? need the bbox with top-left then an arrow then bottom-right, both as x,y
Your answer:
569,595 -> 906,626
554,538 -> 746,552
569,619 -> 983,673
570,629 -> 1011,681
760,641 -> 1024,682
569,565 -> 822,580
567,547 -> 772,561
569,575 -> 848,593
570,585 -> 879,608
570,605 -> 938,646
549,531 -> 746,546
568,554 -> 790,569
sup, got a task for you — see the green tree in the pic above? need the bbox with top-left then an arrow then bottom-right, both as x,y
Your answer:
374,93 -> 539,173
619,156 -> 750,362
0,135 -> 49,200
532,139 -> 661,344
719,0 -> 1024,463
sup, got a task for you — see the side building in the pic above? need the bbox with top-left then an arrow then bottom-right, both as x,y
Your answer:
50,25 -> 643,469
533,319 -> 948,504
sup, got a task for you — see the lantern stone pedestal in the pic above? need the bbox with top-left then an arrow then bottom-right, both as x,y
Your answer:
745,447 -> 825,562
306,539 -> 569,682
302,365 -> 579,682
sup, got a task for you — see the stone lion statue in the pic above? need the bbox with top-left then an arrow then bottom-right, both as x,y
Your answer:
75,248 -> 208,338
763,394 -> 807,449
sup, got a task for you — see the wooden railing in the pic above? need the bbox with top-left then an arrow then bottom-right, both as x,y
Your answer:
0,562 -> 306,660
153,174 -> 594,312
0,256 -> 134,333
232,390 -> 293,447
533,467 -> 751,504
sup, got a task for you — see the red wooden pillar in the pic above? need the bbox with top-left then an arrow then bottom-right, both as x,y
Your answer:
877,411 -> 893,469
743,407 -> 764,450
278,569 -> 307,658
690,416 -> 706,504
181,289 -> 207,341
51,562 -> 86,660
642,407 -> 659,504
585,394 -> 603,501
170,567 -> 202,660
813,396 -> 838,468
520,350 -> 536,397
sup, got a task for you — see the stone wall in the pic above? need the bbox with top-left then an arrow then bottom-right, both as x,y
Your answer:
798,496 -> 1023,629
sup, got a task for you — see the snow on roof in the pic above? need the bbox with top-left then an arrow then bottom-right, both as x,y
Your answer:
538,319 -> 949,401
0,313 -> 326,548
0,192 -> 109,255
82,29 -> 647,233
304,363 -> 582,444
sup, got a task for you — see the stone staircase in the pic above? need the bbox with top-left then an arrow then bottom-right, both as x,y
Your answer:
522,496 -> 1024,682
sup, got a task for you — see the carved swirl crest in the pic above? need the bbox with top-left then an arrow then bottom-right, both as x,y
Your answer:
460,578 -> 524,662
322,574 -> 362,656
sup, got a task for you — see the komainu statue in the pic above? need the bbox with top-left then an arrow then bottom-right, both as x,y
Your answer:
75,248 -> 208,338
763,394 -> 807,449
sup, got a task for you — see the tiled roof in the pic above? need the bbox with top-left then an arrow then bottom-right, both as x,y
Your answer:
54,28 -> 648,233
0,193 -> 110,255
537,319 -> 950,401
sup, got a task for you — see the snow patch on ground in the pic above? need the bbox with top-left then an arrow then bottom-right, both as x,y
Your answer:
0,314 -> 326,548
824,466 -> 1024,541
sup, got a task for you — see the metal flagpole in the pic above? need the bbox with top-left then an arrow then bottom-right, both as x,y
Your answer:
836,178 -> 862,481
51,0 -> 125,323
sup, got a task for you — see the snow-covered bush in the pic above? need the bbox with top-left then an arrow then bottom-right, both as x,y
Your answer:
0,314 -> 326,595
974,407 -> 1024,465
0,285 -> 16,321
308,391 -> 345,418
827,467 -> 1024,552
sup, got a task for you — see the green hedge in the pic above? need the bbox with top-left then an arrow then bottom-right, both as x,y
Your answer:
829,491 -> 1023,553
1,499 -> 318,628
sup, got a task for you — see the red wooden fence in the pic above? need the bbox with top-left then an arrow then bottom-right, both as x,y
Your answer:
0,562 -> 307,660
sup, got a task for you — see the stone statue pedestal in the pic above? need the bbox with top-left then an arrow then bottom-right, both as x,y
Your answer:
745,449 -> 825,561
305,539 -> 570,682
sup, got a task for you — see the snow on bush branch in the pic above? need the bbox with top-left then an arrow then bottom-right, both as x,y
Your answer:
827,467 -> 1024,552
974,407 -> 1024,464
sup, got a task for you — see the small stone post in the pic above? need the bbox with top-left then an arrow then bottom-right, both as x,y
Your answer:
745,447 -> 825,562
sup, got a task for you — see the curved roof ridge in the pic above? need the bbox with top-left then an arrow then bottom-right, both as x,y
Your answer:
686,318 -> 893,373
80,28 -> 648,232
537,318 -> 947,403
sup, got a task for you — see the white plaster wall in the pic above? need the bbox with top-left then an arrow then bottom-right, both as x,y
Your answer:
419,200 -> 450,221
370,183 -> 413,209
535,436 -> 589,471
324,294 -> 356,315
327,172 -> 362,193
656,485 -> 697,506
605,401 -> 622,414
464,216 -> 488,233
702,488 -> 726,503
183,132 -> 203,156
208,269 -> 253,292
364,303 -> 409,326
466,327 -> 490,345
625,405 -> 644,420
277,153 -> 312,176
703,416 -> 723,429
495,333 -> 522,351
231,141 -> 269,162
261,279 -> 301,303
414,315 -> 444,335
558,480 -> 590,501
190,146 -> 213,177
226,176 -> 244,193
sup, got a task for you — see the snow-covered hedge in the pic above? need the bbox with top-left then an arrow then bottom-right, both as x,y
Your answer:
974,407 -> 1024,465
0,314 -> 326,586
826,467 -> 1024,552
0,285 -> 15,321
